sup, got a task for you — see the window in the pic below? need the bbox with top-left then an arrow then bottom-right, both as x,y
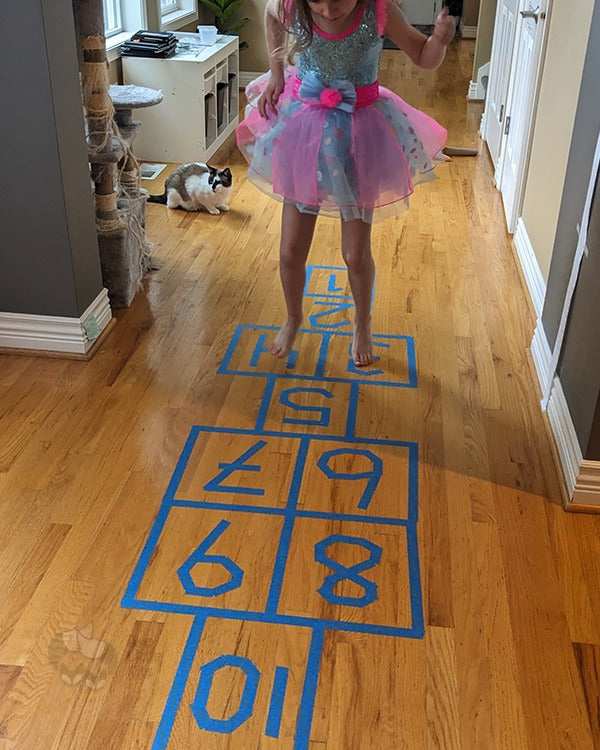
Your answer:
160,0 -> 198,30
103,0 -> 198,59
160,0 -> 180,15
103,0 -> 123,37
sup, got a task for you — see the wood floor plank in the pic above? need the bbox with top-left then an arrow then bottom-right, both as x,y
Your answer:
425,626 -> 460,750
573,642 -> 600,748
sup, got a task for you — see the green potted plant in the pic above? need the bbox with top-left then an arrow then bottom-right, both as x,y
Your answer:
199,0 -> 249,49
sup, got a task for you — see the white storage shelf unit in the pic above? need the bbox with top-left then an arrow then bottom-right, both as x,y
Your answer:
122,34 -> 239,164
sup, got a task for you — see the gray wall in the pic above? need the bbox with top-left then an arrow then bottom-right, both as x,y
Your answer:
541,0 -> 600,458
0,0 -> 103,318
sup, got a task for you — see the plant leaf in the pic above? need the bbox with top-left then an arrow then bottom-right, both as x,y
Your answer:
225,17 -> 249,35
222,0 -> 245,21
200,0 -> 222,16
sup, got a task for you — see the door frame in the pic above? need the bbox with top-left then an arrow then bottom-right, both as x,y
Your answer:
494,0 -> 553,232
482,0 -> 520,168
487,0 -> 554,232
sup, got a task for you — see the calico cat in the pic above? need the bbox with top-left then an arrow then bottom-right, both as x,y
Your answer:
147,163 -> 233,214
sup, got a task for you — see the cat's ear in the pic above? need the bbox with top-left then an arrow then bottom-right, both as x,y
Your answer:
221,168 -> 233,187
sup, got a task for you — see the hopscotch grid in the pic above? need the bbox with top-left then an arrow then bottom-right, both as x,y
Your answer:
120,596 -> 421,637
122,264 -> 423,748
304,265 -> 354,300
121,424 -> 419,609
169,499 -> 414,527
265,436 -> 311,615
121,427 -> 200,604
151,615 -> 207,750
184,423 -> 417,448
218,323 -> 418,388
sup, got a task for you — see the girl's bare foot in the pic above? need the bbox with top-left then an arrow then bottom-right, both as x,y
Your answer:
352,322 -> 374,366
269,317 -> 302,359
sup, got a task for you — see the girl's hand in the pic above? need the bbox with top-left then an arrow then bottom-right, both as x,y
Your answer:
432,6 -> 456,46
258,72 -> 285,119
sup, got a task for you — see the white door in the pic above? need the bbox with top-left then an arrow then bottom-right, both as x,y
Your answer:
401,0 -> 441,26
483,0 -> 519,167
496,0 -> 549,230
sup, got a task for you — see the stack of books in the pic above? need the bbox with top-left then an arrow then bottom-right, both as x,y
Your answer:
121,31 -> 178,58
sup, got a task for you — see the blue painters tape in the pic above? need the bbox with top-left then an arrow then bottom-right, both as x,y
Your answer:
122,595 -> 422,639
204,439 -> 267,496
315,534 -> 383,608
265,666 -> 290,738
280,387 -> 334,427
192,654 -> 260,733
304,265 -> 352,300
309,300 -> 354,329
219,324 -> 417,388
152,615 -> 206,749
169,500 -> 412,527
178,519 -> 244,597
265,437 -> 310,615
295,626 -> 325,749
121,428 -> 199,604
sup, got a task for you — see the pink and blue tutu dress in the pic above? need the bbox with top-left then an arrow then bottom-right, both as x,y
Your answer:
236,0 -> 447,222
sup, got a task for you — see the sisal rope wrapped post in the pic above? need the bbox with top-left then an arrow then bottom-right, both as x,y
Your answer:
81,35 -> 122,229
119,162 -> 141,199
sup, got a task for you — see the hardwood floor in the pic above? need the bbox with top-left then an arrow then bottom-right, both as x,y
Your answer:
1,39 -> 600,749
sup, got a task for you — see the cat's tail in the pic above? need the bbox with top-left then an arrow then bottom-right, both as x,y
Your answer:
146,191 -> 168,204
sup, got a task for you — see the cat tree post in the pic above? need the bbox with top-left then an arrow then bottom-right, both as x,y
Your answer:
82,35 -> 121,227
72,0 -> 157,307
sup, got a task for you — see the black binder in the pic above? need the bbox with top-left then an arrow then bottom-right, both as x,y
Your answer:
121,30 -> 178,58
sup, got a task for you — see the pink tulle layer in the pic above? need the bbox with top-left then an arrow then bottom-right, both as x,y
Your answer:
236,69 -> 447,222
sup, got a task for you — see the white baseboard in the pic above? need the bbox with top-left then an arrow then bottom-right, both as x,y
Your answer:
480,109 -> 487,137
531,322 -> 583,500
531,322 -> 552,397
513,217 -> 547,319
468,81 -> 480,100
0,288 -> 112,356
239,71 -> 265,88
461,24 -> 477,39
468,61 -> 490,101
573,461 -> 600,508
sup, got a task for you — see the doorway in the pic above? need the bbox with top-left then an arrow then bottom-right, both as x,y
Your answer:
483,0 -> 551,231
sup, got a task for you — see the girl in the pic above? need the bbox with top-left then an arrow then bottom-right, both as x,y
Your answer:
236,0 -> 456,365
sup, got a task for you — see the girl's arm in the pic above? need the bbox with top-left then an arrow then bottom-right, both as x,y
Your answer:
383,3 -> 456,70
258,0 -> 287,118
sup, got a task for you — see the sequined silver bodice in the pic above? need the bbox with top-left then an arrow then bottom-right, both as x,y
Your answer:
294,3 -> 383,86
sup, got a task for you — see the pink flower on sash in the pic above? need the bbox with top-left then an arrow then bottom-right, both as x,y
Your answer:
320,88 -> 343,108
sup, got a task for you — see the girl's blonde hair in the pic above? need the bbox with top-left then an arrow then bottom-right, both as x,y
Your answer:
278,0 -> 375,59
277,0 -> 313,58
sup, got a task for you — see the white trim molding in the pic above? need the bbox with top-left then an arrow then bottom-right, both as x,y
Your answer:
480,109 -> 487,137
0,289 -> 112,356
461,24 -> 477,39
531,322 -> 583,501
573,461 -> 600,508
546,374 -> 582,498
513,217 -> 547,319
531,321 -> 552,396
468,61 -> 490,101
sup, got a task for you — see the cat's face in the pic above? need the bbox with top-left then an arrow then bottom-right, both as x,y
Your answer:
207,165 -> 233,190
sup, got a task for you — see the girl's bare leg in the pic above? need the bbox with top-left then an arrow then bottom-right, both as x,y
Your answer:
341,218 -> 375,366
270,203 -> 318,358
